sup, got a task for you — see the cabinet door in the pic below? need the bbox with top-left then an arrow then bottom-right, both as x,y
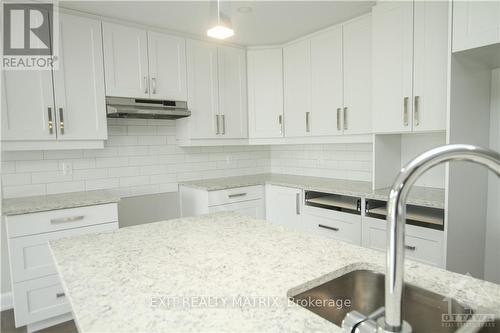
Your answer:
218,46 -> 248,138
343,14 -> 372,135
148,31 -> 187,101
311,27 -> 343,136
265,185 -> 302,230
186,40 -> 219,139
372,2 -> 414,133
102,22 -> 149,98
283,39 -> 311,137
452,1 -> 500,52
53,14 -> 107,140
2,71 -> 55,141
412,1 -> 448,132
247,48 -> 284,138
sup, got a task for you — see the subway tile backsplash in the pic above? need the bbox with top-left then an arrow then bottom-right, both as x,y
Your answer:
1,118 -> 373,198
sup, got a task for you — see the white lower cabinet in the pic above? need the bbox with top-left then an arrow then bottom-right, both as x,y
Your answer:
180,185 -> 264,219
265,185 -> 304,230
302,205 -> 362,245
362,215 -> 444,267
5,203 -> 119,330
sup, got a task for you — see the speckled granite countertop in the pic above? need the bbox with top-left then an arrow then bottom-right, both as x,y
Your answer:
50,212 -> 499,333
179,173 -> 445,209
2,190 -> 120,216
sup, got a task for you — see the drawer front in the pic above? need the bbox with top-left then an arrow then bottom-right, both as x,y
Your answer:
303,205 -> 361,224
6,203 -> 118,237
362,216 -> 444,267
13,275 -> 71,327
209,199 -> 265,219
208,186 -> 264,206
9,222 -> 118,283
304,213 -> 361,245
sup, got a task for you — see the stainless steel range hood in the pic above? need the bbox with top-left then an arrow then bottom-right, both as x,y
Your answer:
106,97 -> 191,119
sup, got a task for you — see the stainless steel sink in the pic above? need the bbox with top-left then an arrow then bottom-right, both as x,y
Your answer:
290,270 -> 473,333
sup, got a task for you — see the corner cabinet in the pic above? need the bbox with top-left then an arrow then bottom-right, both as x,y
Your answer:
102,23 -> 187,100
372,1 -> 448,134
176,40 -> 248,145
265,185 -> 304,230
2,13 -> 108,151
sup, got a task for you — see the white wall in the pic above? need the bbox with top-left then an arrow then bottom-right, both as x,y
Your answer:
270,143 -> 373,182
1,118 -> 271,199
485,67 -> 500,284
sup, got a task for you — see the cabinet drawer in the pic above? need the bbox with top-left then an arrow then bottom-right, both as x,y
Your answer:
362,216 -> 444,267
9,222 -> 118,283
13,275 -> 71,327
209,199 -> 265,219
6,203 -> 118,238
208,186 -> 264,206
304,213 -> 361,245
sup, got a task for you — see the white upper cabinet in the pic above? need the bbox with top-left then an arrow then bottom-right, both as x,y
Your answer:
184,39 -> 219,139
102,22 -> 149,98
148,32 -> 187,100
178,40 -> 248,143
311,26 -> 343,136
283,39 -> 311,137
247,48 -> 284,138
2,13 -> 108,149
217,46 -> 248,139
343,14 -> 372,135
453,0 -> 500,52
412,1 -> 448,132
53,14 -> 107,140
372,2 -> 414,133
2,71 -> 55,141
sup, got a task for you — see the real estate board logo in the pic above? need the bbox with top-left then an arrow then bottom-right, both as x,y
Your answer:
2,2 -> 58,70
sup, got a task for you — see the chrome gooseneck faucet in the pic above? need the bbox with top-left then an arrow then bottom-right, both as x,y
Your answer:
342,144 -> 500,333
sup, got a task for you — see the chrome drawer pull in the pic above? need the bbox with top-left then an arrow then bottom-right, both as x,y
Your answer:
405,245 -> 416,251
296,193 -> 300,215
56,292 -> 65,298
50,215 -> 85,224
228,193 -> 247,198
318,224 -> 339,232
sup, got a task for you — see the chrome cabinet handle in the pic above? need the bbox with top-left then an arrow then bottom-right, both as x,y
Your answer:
403,97 -> 409,127
144,76 -> 149,94
222,114 -> 226,135
405,245 -> 416,251
414,96 -> 420,126
343,107 -> 348,130
50,215 -> 84,224
228,193 -> 247,198
56,292 -> 65,298
278,114 -> 283,134
58,108 -> 64,135
318,224 -> 339,232
305,112 -> 310,133
295,193 -> 300,215
215,115 -> 220,135
47,107 -> 53,134
337,108 -> 341,131
151,77 -> 157,94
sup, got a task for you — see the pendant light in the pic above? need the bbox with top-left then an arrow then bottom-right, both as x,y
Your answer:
207,0 -> 234,40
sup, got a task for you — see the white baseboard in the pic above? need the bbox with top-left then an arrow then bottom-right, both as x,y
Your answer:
1,292 -> 13,311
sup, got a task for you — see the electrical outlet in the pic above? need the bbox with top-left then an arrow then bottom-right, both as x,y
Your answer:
61,162 -> 73,175
226,155 -> 232,164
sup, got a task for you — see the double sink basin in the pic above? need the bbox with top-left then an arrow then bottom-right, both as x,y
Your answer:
290,270 -> 498,333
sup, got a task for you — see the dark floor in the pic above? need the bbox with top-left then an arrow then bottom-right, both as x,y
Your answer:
1,310 -> 77,333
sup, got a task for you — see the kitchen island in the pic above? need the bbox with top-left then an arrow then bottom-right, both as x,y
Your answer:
49,212 -> 500,332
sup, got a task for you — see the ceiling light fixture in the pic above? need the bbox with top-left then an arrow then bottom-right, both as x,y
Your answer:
207,0 -> 234,40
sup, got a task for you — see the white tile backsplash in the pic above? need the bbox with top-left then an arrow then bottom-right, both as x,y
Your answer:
1,119 -> 375,198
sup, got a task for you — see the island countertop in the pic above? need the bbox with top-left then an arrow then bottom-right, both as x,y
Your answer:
50,212 -> 500,333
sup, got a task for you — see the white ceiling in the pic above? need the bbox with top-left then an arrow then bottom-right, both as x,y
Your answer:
60,1 -> 375,46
